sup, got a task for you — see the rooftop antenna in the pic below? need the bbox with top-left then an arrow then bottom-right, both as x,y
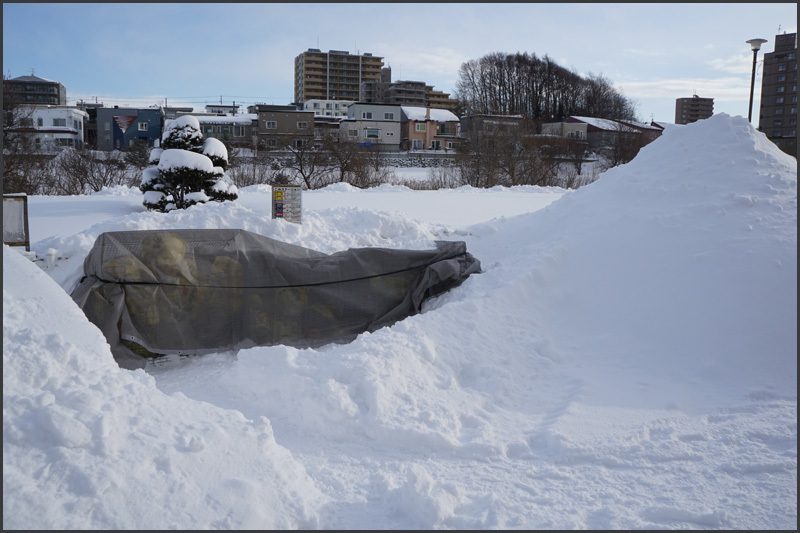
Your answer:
30,68 -> 35,76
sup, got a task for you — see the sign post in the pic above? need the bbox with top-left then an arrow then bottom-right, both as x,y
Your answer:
3,194 -> 31,251
271,183 -> 302,224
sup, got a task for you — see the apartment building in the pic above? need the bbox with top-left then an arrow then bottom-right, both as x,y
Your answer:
361,66 -> 459,112
3,74 -> 67,107
294,48 -> 383,103
675,94 -> 714,124
758,32 -> 797,156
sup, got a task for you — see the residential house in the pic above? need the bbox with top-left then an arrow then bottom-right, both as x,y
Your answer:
339,102 -> 402,152
172,112 -> 259,150
96,106 -> 163,151
540,121 -> 588,141
10,105 -> 87,151
459,114 -> 526,136
76,100 -> 104,150
400,106 -> 460,151
247,104 -> 315,150
565,116 -> 641,151
616,119 -> 663,145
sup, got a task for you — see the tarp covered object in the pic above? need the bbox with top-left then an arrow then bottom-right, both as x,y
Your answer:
70,229 -> 481,369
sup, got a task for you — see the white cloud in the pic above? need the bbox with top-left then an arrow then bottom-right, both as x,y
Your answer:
708,54 -> 754,75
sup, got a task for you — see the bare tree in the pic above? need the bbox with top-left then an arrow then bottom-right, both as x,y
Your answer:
284,142 -> 332,189
52,148 -> 129,194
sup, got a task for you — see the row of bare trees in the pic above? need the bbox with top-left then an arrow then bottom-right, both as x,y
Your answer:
454,51 -> 637,122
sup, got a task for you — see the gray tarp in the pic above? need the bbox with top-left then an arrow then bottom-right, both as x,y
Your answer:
70,229 -> 481,369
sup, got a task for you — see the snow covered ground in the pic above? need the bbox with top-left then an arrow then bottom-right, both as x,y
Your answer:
3,113 -> 797,529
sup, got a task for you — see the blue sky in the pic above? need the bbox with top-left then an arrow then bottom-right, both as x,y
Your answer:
3,3 -> 797,125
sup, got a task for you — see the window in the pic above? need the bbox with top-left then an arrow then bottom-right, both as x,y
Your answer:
778,65 -> 787,71
361,111 -> 372,119
348,129 -> 358,137
234,125 -> 245,137
430,140 -> 441,150
791,107 -> 797,114
447,141 -> 459,149
364,128 -> 379,139
267,139 -> 277,148
775,108 -> 784,115
789,118 -> 797,125
778,75 -> 786,82
439,123 -> 450,134
776,97 -> 785,104
265,121 -> 277,129
415,123 -> 426,132
37,117 -> 43,127
58,138 -> 71,147
138,122 -> 149,131
412,139 -> 423,149
384,112 -> 394,120
313,103 -> 320,109
53,118 -> 66,127
295,139 -> 306,148
772,130 -> 782,137
792,96 -> 798,103
777,86 -> 785,93
297,121 -> 308,130
774,119 -> 783,126
788,129 -> 796,136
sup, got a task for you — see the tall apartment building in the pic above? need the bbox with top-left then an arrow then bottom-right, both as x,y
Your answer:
294,48 -> 383,103
674,94 -> 714,124
758,32 -> 797,157
3,74 -> 67,107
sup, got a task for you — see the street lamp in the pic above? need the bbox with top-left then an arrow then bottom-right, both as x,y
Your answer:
746,38 -> 768,123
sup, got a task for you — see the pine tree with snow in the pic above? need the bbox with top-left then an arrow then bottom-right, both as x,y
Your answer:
140,115 -> 238,212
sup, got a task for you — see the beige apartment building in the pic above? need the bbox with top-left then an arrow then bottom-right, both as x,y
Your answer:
675,94 -> 714,124
294,48 -> 383,103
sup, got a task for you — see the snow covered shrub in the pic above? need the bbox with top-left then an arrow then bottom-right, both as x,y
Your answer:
140,116 -> 238,212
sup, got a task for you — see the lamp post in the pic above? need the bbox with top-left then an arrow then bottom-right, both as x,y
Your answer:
746,38 -> 768,123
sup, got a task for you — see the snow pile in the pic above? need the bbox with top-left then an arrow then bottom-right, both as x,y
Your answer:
3,113 -> 797,529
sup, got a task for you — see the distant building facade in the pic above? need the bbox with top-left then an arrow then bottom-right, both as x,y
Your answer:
339,102 -> 402,152
303,99 -> 354,117
95,106 -> 163,151
361,66 -> 459,113
3,74 -> 67,107
9,105 -> 87,150
247,104 -> 315,150
675,95 -> 714,124
294,48 -> 384,103
758,32 -> 797,157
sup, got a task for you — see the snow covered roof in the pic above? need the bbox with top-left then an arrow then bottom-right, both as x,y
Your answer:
568,116 -> 640,133
401,106 -> 459,122
8,74 -> 59,83
191,114 -> 257,125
